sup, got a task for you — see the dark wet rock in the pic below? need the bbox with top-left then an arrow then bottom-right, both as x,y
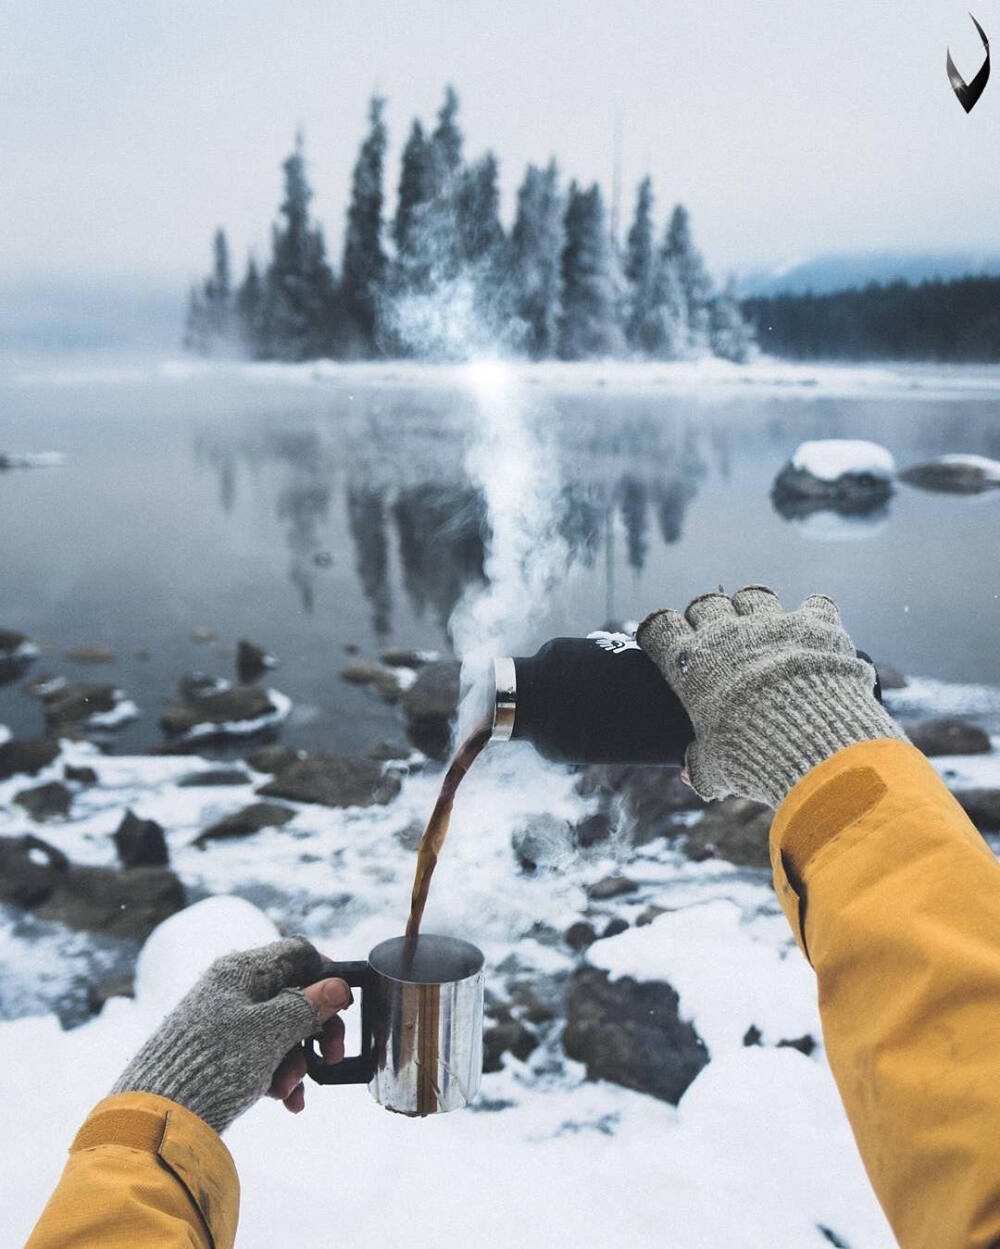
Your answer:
512,814 -> 572,872
681,799 -> 773,870
177,768 -> 252,788
401,661 -> 461,760
246,744 -> 302,774
341,659 -> 389,684
88,970 -> 135,1015
25,673 -> 65,698
575,765 -> 704,845
483,1018 -> 540,1072
954,789 -> 1000,831
743,1025 -> 763,1047
113,810 -> 169,868
587,875 -> 639,901
874,662 -> 907,690
42,683 -> 119,729
64,764 -> 98,784
257,755 -> 401,808
0,737 -> 60,781
64,645 -> 116,665
602,917 -> 629,939
563,967 -> 709,1103
14,781 -> 72,821
906,718 -> 991,757
507,977 -> 562,1025
35,866 -> 185,941
564,920 -> 598,951
177,672 -> 231,701
0,834 -> 68,907
237,638 -> 276,682
0,628 -> 29,654
0,629 -> 36,686
365,739 -> 413,762
195,802 -> 295,846
636,904 -> 671,927
379,648 -> 432,669
778,1034 -> 817,1057
899,457 -> 1000,494
575,812 -> 613,848
771,460 -> 893,520
161,684 -> 277,737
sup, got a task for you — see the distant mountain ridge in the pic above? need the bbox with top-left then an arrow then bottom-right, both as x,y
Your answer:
739,250 -> 1000,297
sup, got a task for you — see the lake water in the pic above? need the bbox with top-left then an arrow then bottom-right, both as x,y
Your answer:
2,355 -> 1000,754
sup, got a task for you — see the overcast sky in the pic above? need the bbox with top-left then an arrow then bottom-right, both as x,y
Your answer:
4,0 -> 1000,287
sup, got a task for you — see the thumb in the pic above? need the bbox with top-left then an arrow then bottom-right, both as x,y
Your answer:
301,977 -> 353,1025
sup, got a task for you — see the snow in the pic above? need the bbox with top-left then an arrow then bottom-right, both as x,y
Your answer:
790,439 -> 896,482
178,687 -> 292,741
0,724 -> 9,746
937,452 -> 1000,480
87,695 -> 139,728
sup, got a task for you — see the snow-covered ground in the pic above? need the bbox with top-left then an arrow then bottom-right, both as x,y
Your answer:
5,674 -> 999,1247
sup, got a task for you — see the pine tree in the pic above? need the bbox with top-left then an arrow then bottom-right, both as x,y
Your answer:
261,133 -> 336,360
430,85 -> 463,192
624,177 -> 658,353
709,276 -> 755,362
341,96 -> 388,354
393,120 -> 435,258
508,160 -> 563,357
183,229 -> 232,354
558,182 -> 623,360
649,251 -> 688,359
183,283 -> 210,354
455,152 -> 503,266
663,204 -> 714,353
235,254 -> 263,355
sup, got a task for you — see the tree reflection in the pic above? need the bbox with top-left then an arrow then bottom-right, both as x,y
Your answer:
347,487 -> 391,637
392,484 -> 487,630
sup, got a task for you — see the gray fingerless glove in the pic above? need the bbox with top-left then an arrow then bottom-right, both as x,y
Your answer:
113,936 -> 324,1134
637,585 -> 908,808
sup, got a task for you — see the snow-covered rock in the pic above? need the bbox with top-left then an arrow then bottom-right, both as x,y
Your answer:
772,439 -> 895,522
790,439 -> 896,482
900,453 -> 1000,494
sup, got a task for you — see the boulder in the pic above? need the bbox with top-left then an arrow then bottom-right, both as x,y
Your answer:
161,684 -> 278,737
483,1019 -> 540,1072
365,739 -> 413,762
379,648 -> 433,669
257,755 -> 401,808
575,812 -> 613,848
0,835 -> 68,907
237,639 -> 276,682
0,738 -> 59,781
177,768 -> 252,787
41,683 -> 119,729
87,970 -> 135,1015
0,629 -> 36,686
954,789 -> 1000,832
177,672 -> 230,701
899,457 -> 1000,495
340,659 -> 390,684
35,866 -> 185,942
564,921 -> 598,951
771,443 -> 895,520
602,917 -> 629,939
563,967 -> 709,1103
64,645 -> 116,664
195,802 -> 295,845
64,764 -> 98,784
906,718 -> 991,757
587,875 -> 639,901
401,661 -> 461,760
681,799 -> 774,870
246,744 -> 301,774
575,764 -> 704,845
512,814 -> 573,872
113,810 -> 169,868
13,781 -> 72,821
0,627 -> 29,654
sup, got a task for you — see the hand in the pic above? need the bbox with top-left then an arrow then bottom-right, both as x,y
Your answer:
112,936 -> 351,1134
637,584 -> 908,808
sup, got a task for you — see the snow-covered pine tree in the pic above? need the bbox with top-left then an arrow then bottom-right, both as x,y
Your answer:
261,133 -> 336,360
430,85 -> 463,192
235,254 -> 263,356
182,284 -> 209,354
508,160 -> 564,358
650,249 -> 688,359
183,229 -> 232,354
709,277 -> 755,362
663,204 -> 714,354
341,96 -> 388,356
393,120 -> 435,260
624,177 -> 659,354
558,182 -> 623,360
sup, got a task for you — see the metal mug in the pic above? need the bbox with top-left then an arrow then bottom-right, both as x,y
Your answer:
304,933 -> 485,1116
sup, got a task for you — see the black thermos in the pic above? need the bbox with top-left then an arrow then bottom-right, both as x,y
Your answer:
489,633 -> 883,766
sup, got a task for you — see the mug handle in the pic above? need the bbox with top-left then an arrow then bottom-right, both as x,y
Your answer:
304,959 -> 376,1085
855,650 -> 883,704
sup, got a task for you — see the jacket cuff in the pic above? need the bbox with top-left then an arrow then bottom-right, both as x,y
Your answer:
71,1092 -> 239,1249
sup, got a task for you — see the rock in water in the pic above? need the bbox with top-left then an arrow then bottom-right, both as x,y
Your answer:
177,768 -> 252,787
906,719 -> 991,756
681,799 -> 774,869
955,789 -> 1000,832
41,683 -> 119,730
0,738 -> 59,781
899,454 -> 1000,494
35,867 -> 186,942
257,755 -> 401,807
113,810 -> 169,868
245,744 -> 302,774
64,645 -> 116,664
401,660 -> 461,760
587,875 -> 639,900
563,967 -> 709,1103
0,835 -> 68,907
772,439 -> 895,520
195,802 -> 295,845
160,684 -> 287,739
237,639 -> 276,682
0,629 -> 37,686
13,781 -> 73,821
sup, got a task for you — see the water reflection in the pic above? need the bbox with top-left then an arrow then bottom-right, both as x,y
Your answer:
346,488 -> 392,637
393,484 -> 487,629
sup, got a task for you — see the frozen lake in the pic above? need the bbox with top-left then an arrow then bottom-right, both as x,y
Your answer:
1,354 -> 999,754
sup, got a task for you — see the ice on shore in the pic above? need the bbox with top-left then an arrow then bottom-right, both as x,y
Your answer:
790,439 -> 896,482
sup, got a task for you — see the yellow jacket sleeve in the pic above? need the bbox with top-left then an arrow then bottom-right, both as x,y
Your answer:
771,737 -> 1000,1249
25,1092 -> 240,1249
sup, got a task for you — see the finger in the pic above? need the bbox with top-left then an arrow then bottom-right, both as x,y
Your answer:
684,592 -> 737,629
684,742 -> 722,802
283,1082 -> 305,1114
798,593 -> 842,626
636,607 -> 694,656
268,1045 -> 307,1100
302,977 -> 352,1025
320,1013 -> 346,1063
211,936 -> 323,1000
731,585 -> 783,616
